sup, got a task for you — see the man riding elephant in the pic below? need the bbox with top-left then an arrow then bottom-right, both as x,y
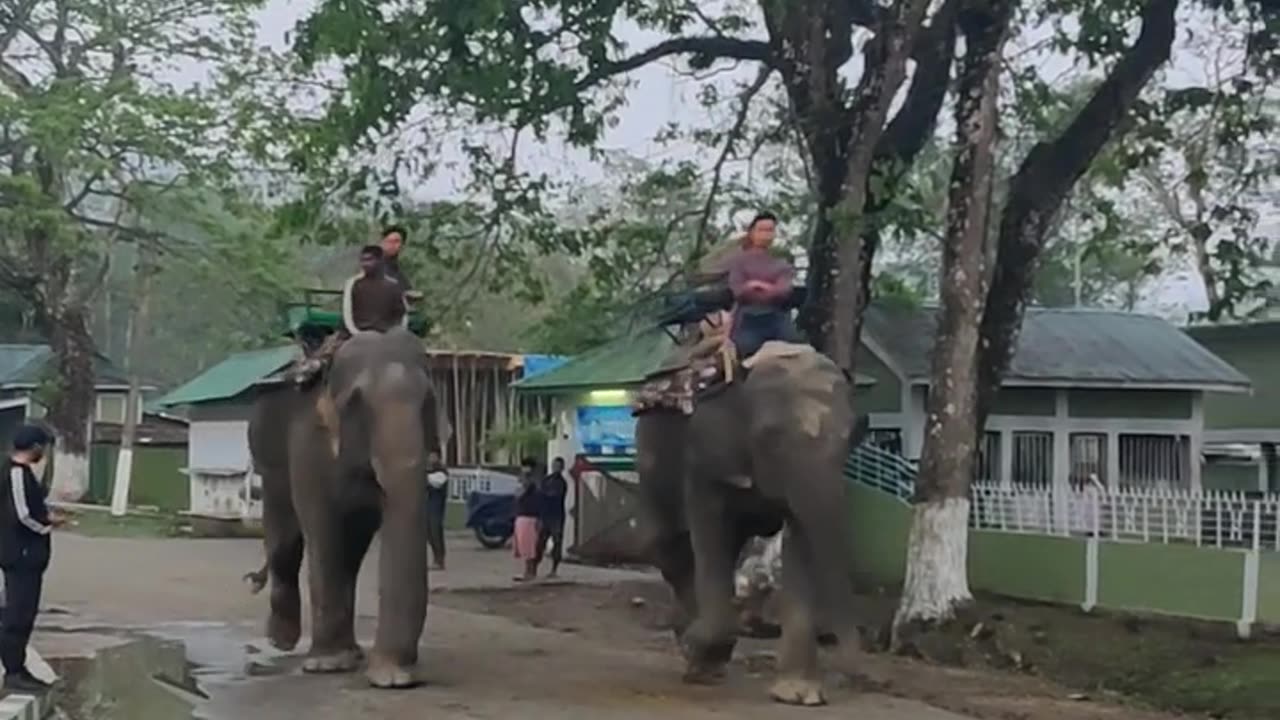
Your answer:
292,228 -> 420,386
633,210 -> 867,706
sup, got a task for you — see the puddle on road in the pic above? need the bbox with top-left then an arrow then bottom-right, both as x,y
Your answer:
47,622 -> 287,720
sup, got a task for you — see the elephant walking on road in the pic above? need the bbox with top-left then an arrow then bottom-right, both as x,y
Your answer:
636,342 -> 867,706
248,327 -> 441,688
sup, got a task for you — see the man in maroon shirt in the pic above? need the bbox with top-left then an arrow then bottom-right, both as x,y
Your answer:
725,211 -> 800,357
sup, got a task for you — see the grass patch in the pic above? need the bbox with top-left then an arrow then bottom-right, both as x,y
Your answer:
61,507 -> 188,538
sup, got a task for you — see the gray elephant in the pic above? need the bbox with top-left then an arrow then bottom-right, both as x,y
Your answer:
635,343 -> 867,706
248,327 -> 441,688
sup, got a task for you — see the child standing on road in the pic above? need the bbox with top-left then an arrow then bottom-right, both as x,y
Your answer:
512,458 -> 542,583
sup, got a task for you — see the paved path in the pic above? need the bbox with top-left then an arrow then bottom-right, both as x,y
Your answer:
31,531 -> 973,720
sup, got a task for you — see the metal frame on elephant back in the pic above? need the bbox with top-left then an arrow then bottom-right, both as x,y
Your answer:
280,288 -> 431,346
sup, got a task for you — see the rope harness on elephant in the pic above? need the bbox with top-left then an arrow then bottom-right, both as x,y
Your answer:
631,311 -> 741,417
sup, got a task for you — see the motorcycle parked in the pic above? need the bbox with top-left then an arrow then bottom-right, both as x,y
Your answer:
464,491 -> 515,549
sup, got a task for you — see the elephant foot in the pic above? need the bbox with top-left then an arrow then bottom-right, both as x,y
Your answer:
266,613 -> 301,652
681,656 -> 729,685
366,651 -> 420,689
302,648 -> 362,674
679,633 -> 734,685
770,676 -> 826,707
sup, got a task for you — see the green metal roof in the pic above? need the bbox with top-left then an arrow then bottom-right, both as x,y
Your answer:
156,345 -> 298,407
0,344 -> 135,387
517,305 -> 1250,396
514,328 -> 676,392
863,305 -> 1250,390
514,329 -> 878,394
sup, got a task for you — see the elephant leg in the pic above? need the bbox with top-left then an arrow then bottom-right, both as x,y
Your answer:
261,467 -> 304,652
301,507 -> 362,674
651,531 -> 698,638
367,481 -> 428,689
336,507 -> 380,659
681,489 -> 744,684
770,525 -> 825,706
788,482 -> 874,687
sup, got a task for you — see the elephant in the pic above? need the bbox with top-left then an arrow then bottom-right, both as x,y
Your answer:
635,342 -> 868,706
248,327 -> 441,688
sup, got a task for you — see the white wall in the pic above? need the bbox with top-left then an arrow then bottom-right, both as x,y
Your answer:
189,419 -> 251,472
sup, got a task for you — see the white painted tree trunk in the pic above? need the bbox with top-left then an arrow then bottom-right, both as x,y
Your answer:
111,250 -> 155,516
893,496 -> 973,634
110,447 -> 134,516
49,449 -> 89,501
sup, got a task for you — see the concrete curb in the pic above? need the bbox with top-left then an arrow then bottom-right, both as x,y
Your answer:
0,693 -> 40,720
0,648 -> 57,719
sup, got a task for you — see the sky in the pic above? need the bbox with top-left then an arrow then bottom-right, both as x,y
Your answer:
238,0 -> 1280,321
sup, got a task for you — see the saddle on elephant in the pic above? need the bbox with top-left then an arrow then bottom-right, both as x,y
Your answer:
631,281 -> 809,417
281,285 -> 431,387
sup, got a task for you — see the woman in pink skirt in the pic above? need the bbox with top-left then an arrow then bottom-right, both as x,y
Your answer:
512,459 -> 543,582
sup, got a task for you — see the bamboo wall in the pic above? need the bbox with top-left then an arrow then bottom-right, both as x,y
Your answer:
424,350 -> 551,467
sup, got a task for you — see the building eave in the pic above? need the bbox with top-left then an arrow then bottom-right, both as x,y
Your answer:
906,377 -> 1252,394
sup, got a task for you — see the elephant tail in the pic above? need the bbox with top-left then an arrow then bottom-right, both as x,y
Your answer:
243,561 -> 269,595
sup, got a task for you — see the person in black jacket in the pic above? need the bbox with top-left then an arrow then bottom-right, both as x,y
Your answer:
0,425 -> 62,692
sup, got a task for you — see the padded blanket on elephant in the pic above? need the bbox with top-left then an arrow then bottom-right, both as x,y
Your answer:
631,336 -> 738,416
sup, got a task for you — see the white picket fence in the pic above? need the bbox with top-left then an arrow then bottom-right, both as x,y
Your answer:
971,482 -> 1280,551
847,444 -> 1280,552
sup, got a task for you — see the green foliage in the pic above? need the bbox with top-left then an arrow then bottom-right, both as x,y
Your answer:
483,419 -> 554,457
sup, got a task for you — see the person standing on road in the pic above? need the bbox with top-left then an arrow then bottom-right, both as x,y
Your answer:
536,457 -> 569,579
425,450 -> 449,571
513,458 -> 542,583
0,425 -> 63,693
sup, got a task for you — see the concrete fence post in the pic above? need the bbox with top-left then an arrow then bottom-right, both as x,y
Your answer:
1238,505 -> 1262,640
1082,485 -> 1099,613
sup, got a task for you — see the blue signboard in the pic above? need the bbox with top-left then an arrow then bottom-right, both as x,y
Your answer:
576,405 -> 636,456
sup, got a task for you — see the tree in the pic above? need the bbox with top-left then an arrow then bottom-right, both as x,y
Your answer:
0,0 -> 287,497
893,0 -> 1013,640
293,0 -> 959,370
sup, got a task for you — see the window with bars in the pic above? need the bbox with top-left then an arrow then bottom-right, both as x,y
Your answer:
974,431 -> 1000,483
1118,434 -> 1190,488
1069,433 -> 1107,488
1012,431 -> 1053,486
865,428 -> 903,455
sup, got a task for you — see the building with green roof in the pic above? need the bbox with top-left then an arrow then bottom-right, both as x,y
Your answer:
516,305 -> 1251,495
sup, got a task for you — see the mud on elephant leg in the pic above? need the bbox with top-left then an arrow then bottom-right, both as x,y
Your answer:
770,526 -> 825,706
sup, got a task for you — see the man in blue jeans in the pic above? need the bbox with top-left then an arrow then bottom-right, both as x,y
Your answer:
1,425 -> 63,693
726,212 -> 801,358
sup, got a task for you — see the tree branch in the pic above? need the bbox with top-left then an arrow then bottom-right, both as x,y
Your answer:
574,35 -> 774,93
693,65 -> 774,259
977,0 -> 1180,420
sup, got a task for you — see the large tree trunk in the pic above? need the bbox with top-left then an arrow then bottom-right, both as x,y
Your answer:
111,251 -> 156,515
773,0 -> 934,369
44,303 -> 97,501
976,0 -> 1179,425
893,0 -> 1011,639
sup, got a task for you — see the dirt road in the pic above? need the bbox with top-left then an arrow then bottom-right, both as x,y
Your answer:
32,531 -> 1181,720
